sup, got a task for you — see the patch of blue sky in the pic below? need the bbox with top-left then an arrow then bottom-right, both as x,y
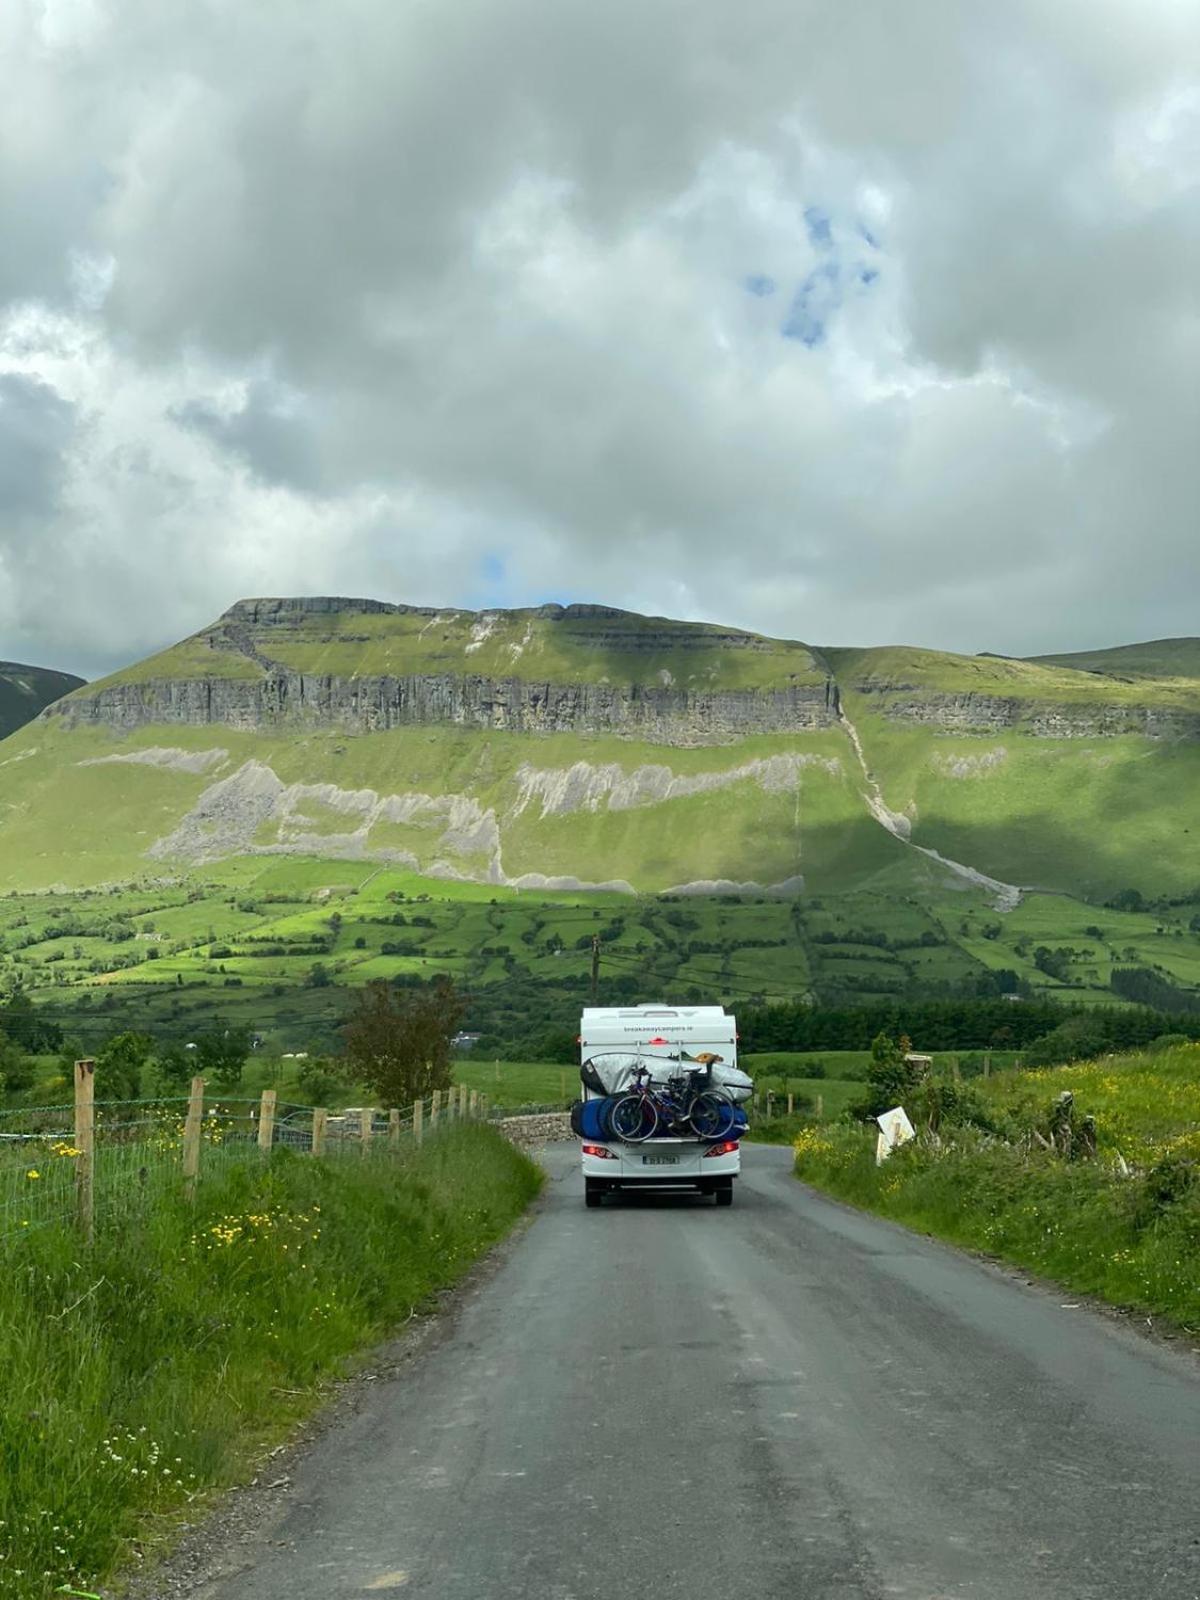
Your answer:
782,260 -> 840,348
803,206 -> 833,250
460,550 -> 515,610
743,273 -> 777,297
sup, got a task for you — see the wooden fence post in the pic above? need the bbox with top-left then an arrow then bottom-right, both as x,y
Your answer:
786,1093 -> 794,1116
413,1098 -> 424,1145
389,1107 -> 401,1147
559,1070 -> 566,1103
360,1107 -> 373,1153
816,1093 -> 824,1120
431,1089 -> 441,1128
311,1107 -> 327,1158
74,1058 -> 95,1243
984,1053 -> 992,1078
258,1089 -> 277,1152
182,1075 -> 205,1202
469,1089 -> 479,1119
951,1057 -> 962,1083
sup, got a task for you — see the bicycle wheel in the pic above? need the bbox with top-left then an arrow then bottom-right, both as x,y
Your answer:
608,1094 -> 658,1143
689,1091 -> 732,1139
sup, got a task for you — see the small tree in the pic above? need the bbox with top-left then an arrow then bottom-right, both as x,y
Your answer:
96,1031 -> 154,1101
195,1026 -> 251,1088
0,1029 -> 35,1102
852,1033 -> 928,1122
296,1057 -> 347,1106
152,1042 -> 195,1095
343,977 -> 464,1106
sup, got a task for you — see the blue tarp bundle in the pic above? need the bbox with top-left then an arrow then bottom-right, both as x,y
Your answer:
575,1096 -> 747,1143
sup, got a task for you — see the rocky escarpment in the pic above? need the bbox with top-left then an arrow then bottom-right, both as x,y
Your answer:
44,596 -> 838,746
865,690 -> 1200,741
48,672 -> 837,746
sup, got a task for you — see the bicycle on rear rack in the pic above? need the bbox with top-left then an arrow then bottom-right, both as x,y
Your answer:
607,1064 -> 733,1143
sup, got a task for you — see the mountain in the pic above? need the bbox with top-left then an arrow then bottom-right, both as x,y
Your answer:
3,597 -> 1199,901
0,660 -> 86,739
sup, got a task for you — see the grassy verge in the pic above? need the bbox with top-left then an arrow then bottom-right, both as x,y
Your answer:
792,1046 -> 1200,1330
0,1125 -> 542,1600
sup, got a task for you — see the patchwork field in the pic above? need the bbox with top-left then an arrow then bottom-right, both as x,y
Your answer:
4,854 -> 1199,1061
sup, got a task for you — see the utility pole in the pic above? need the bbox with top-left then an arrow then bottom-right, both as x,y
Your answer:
590,933 -> 600,1004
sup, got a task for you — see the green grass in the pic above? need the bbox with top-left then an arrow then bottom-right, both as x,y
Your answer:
0,1124 -> 541,1600
793,1045 -> 1200,1329
849,714 -> 1200,901
452,1060 -> 576,1108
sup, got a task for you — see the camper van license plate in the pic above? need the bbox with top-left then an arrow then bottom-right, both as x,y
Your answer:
643,1153 -> 678,1165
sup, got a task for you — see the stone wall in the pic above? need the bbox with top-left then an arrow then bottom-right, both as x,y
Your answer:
497,1112 -> 575,1148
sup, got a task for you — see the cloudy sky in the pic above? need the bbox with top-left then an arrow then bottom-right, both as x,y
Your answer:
1,0 -> 1197,679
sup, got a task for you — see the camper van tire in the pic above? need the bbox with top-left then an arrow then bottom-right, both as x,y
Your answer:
585,1179 -> 604,1208
714,1179 -> 734,1207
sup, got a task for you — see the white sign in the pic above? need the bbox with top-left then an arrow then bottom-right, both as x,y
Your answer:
875,1106 -> 916,1165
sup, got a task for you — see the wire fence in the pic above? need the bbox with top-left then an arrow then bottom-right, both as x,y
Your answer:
0,1069 -> 493,1247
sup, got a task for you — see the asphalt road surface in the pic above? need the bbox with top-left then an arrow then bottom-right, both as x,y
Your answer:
197,1144 -> 1200,1600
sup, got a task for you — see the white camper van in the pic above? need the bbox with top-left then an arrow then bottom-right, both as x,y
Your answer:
577,1004 -> 750,1207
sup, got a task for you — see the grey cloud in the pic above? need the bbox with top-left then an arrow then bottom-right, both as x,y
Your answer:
172,384 -> 326,494
0,374 -> 75,519
0,0 -> 1196,675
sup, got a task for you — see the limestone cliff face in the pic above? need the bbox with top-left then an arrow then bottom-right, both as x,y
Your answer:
46,597 -> 838,746
862,690 -> 1200,740
50,671 -> 836,744
44,597 -> 1199,747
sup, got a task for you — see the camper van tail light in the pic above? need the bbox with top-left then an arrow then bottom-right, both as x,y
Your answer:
703,1140 -> 740,1159
581,1143 -> 617,1160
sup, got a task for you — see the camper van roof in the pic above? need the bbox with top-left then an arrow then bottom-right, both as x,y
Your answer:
581,1005 -> 731,1023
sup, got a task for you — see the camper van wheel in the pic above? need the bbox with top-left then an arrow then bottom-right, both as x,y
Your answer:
585,1180 -> 604,1209
714,1181 -> 733,1207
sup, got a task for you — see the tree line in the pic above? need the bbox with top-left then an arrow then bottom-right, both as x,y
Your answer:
740,997 -> 1200,1054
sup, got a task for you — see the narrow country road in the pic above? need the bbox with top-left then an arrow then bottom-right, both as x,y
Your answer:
194,1145 -> 1200,1600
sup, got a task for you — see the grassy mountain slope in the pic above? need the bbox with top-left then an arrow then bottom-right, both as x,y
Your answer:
1028,637 -> 1200,680
89,598 -> 827,694
2,600 -> 1199,905
0,717 -> 900,893
824,643 -> 1200,713
0,661 -> 85,739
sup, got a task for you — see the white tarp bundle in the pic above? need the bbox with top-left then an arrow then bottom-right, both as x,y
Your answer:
875,1106 -> 916,1164
582,1050 -> 754,1103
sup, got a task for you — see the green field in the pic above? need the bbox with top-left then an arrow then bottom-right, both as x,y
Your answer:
3,851 -> 1200,1063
